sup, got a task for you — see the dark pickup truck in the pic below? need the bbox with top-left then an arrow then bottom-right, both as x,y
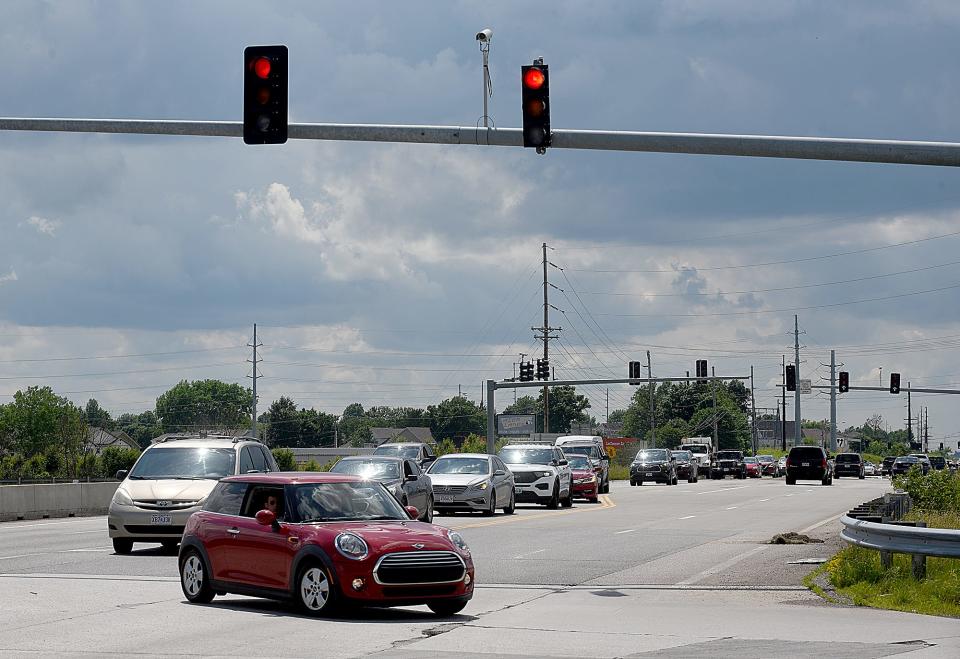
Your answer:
710,450 -> 746,479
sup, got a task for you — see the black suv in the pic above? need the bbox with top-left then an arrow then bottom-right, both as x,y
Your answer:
710,450 -> 746,479
929,456 -> 947,471
785,446 -> 832,485
833,453 -> 864,479
881,456 -> 896,476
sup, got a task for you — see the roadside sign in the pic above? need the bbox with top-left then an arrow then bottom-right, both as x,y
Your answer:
799,379 -> 812,394
497,414 -> 536,436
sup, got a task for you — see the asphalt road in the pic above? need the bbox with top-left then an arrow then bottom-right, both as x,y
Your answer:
2,476 -> 958,657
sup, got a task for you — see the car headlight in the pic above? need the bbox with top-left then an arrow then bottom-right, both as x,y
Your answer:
470,481 -> 489,491
537,471 -> 552,478
112,488 -> 133,506
447,530 -> 469,553
335,532 -> 369,560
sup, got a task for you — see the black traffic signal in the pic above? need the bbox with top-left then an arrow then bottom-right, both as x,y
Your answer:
785,364 -> 797,391
696,359 -> 708,379
244,45 -> 288,144
838,371 -> 849,393
628,361 -> 642,380
536,358 -> 550,381
521,61 -> 551,152
519,361 -> 534,382
890,372 -> 901,394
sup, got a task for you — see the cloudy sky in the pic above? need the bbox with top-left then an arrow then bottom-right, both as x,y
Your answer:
1,1 -> 959,446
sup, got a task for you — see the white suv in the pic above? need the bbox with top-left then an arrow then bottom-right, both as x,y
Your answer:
108,435 -> 278,554
499,444 -> 573,509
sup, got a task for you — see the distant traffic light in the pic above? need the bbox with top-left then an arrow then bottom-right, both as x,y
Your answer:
838,371 -> 849,393
785,364 -> 797,392
695,359 -> 708,379
521,60 -> 551,152
536,358 -> 550,381
519,361 -> 534,382
889,372 -> 901,394
244,45 -> 288,144
628,361 -> 642,381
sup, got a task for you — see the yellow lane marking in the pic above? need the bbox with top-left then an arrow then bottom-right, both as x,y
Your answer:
445,494 -> 616,531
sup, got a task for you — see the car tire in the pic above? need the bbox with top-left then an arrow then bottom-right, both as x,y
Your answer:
503,491 -> 515,515
179,549 -> 215,604
295,562 -> 336,616
112,538 -> 133,555
630,479 -> 638,486
785,477 -> 795,485
688,475 -> 696,483
547,481 -> 560,509
420,497 -> 434,523
561,488 -> 573,508
482,493 -> 496,517
427,597 -> 470,616
589,496 -> 600,503
859,473 -> 865,480
823,477 -> 833,486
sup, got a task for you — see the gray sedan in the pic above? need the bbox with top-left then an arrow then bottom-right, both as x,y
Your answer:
426,453 -> 515,516
329,456 -> 434,522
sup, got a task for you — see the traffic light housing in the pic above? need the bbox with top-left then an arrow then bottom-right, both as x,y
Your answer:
889,372 -> 901,394
519,361 -> 534,382
838,371 -> 849,393
521,61 -> 551,152
785,364 -> 797,391
244,45 -> 288,144
629,361 -> 642,381
695,359 -> 708,379
536,358 -> 550,381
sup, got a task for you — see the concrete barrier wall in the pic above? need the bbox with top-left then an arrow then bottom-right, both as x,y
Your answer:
0,482 -> 119,522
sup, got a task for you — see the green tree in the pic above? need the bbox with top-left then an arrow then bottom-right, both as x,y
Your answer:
538,386 -> 590,433
264,396 -> 299,447
0,387 -> 88,476
607,408 -> 627,424
655,418 -> 689,449
298,409 -> 339,447
85,399 -> 114,429
271,448 -> 297,471
428,396 -> 485,442
116,411 -> 163,448
101,446 -> 141,477
504,396 -> 539,415
339,403 -> 371,446
155,379 -> 252,432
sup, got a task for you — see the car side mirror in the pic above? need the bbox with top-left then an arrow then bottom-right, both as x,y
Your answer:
405,473 -> 418,482
405,505 -> 420,519
255,509 -> 276,528
494,469 -> 506,476
115,470 -> 128,481
558,459 -> 568,466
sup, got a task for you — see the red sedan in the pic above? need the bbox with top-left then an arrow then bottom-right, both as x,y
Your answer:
744,457 -> 762,478
565,454 -> 600,503
178,473 -> 474,616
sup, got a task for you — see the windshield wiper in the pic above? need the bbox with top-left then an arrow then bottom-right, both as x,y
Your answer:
299,517 -> 332,523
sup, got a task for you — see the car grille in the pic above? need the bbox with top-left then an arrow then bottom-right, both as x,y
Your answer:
374,551 -> 466,585
133,500 -> 199,510
433,485 -> 467,495
513,472 -> 538,484
719,461 -> 737,468
123,525 -> 185,535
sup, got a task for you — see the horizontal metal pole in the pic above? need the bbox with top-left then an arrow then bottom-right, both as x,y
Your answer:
1,118 -> 959,166
493,376 -> 748,390
841,515 -> 960,560
807,384 -> 960,394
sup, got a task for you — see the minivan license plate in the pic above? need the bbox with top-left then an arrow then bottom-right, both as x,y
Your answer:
151,514 -> 172,525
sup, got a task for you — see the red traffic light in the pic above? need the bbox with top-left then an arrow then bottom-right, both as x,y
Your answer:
253,56 -> 271,79
523,67 -> 545,90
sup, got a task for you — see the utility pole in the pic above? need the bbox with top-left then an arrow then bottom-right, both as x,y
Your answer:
606,388 -> 609,424
647,350 -> 656,448
712,366 -> 718,451
247,323 -> 262,438
750,365 -> 757,454
829,350 -> 837,452
907,383 -> 912,448
532,243 -> 560,433
794,315 -> 802,447
924,407 -> 929,452
781,355 -> 787,450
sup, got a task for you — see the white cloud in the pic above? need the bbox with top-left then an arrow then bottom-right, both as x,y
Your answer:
0,268 -> 17,285
26,216 -> 61,237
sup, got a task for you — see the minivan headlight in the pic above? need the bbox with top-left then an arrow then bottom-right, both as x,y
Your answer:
112,488 -> 133,506
335,532 -> 369,560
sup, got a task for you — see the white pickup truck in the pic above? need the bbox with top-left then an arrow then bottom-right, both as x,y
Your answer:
679,440 -> 712,477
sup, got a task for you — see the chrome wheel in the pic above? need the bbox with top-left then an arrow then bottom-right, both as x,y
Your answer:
182,555 -> 203,597
299,566 -> 331,612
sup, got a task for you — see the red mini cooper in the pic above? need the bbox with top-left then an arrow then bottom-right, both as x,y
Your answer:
178,473 -> 474,616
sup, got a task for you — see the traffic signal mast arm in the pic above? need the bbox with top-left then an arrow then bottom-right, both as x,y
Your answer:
810,384 -> 960,395
496,375 -> 749,390
3,118 -> 960,166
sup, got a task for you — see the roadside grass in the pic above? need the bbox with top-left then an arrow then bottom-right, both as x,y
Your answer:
609,465 -> 630,481
905,510 -> 960,530
823,545 -> 960,618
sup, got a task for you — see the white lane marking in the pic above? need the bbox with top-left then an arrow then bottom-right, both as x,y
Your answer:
759,498 -> 771,502
800,512 -> 846,534
66,530 -> 104,535
615,529 -> 636,534
696,486 -> 749,495
785,494 -> 794,497
0,518 -> 104,530
677,546 -> 768,586
679,515 -> 696,520
0,546 -> 113,560
512,548 -> 546,559
725,506 -> 738,510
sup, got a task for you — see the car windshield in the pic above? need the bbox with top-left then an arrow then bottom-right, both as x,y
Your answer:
329,459 -> 401,480
756,455 -> 774,463
744,457 -> 758,464
716,452 -> 741,460
290,482 -> 407,522
427,457 -> 489,475
895,457 -> 917,463
671,451 -> 691,461
566,455 -> 592,469
128,447 -> 235,480
560,445 -> 600,459
373,445 -> 421,459
789,447 -> 823,459
500,448 -> 555,465
636,449 -> 670,461
835,454 -> 860,463
680,445 -> 707,454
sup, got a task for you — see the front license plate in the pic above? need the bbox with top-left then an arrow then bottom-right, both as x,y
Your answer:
151,514 -> 172,525
437,495 -> 455,503
645,472 -> 655,477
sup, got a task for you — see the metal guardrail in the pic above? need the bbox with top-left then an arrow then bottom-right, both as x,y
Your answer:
840,493 -> 960,578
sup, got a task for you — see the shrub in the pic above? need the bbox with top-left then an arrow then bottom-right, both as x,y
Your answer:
435,438 -> 457,456
271,448 -> 297,471
300,458 -> 322,472
893,467 -> 960,514
101,446 -> 141,478
76,452 -> 102,479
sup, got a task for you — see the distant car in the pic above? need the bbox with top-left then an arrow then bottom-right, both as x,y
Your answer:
178,473 -> 474,616
833,453 -> 865,479
743,456 -> 762,478
679,442 -> 712,477
564,454 -> 600,503
891,455 -> 922,476
710,451 -> 746,479
785,446 -> 832,485
329,456 -> 434,523
777,456 -> 787,475
108,434 -> 279,555
863,461 -> 877,477
373,442 -> 437,468
881,456 -> 896,476
555,436 -> 611,493
630,448 -> 677,486
929,456 -> 947,471
426,454 -> 515,516
500,444 -> 573,509
670,450 -> 699,483
909,454 -> 933,474
756,454 -> 778,477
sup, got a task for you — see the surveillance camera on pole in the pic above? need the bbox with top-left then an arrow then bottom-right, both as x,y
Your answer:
476,28 -> 493,129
